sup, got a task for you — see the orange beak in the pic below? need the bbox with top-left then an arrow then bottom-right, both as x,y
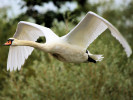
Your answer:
4,40 -> 12,46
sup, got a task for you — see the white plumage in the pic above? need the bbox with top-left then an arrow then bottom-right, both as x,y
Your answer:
7,21 -> 59,71
62,12 -> 132,56
5,11 -> 132,71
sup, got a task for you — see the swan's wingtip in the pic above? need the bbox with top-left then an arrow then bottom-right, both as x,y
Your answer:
127,51 -> 132,58
125,47 -> 132,57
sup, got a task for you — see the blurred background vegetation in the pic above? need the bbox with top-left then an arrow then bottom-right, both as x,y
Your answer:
0,0 -> 133,99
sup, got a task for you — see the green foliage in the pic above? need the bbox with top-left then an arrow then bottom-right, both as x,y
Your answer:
0,0 -> 133,100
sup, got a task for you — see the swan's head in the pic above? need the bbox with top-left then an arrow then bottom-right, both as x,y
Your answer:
4,38 -> 18,46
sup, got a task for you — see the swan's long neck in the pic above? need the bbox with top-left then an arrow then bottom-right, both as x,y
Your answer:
13,39 -> 49,52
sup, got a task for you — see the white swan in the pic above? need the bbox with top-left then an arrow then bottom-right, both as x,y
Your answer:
4,11 -> 132,71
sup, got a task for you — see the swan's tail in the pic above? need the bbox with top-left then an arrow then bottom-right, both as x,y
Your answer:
89,54 -> 104,62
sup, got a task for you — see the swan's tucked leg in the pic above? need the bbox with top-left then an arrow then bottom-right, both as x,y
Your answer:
88,56 -> 96,63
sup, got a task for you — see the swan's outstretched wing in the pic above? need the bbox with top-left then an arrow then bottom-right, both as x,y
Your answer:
7,21 -> 58,71
62,11 -> 132,57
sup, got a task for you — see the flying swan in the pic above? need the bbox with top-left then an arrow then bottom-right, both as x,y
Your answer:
4,11 -> 132,71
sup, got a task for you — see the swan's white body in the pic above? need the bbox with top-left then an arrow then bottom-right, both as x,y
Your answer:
6,11 -> 132,71
46,41 -> 88,63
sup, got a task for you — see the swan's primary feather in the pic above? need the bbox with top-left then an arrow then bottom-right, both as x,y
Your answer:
7,21 -> 58,71
62,11 -> 132,57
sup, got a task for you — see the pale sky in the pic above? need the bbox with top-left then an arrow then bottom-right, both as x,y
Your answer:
0,0 -> 131,18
